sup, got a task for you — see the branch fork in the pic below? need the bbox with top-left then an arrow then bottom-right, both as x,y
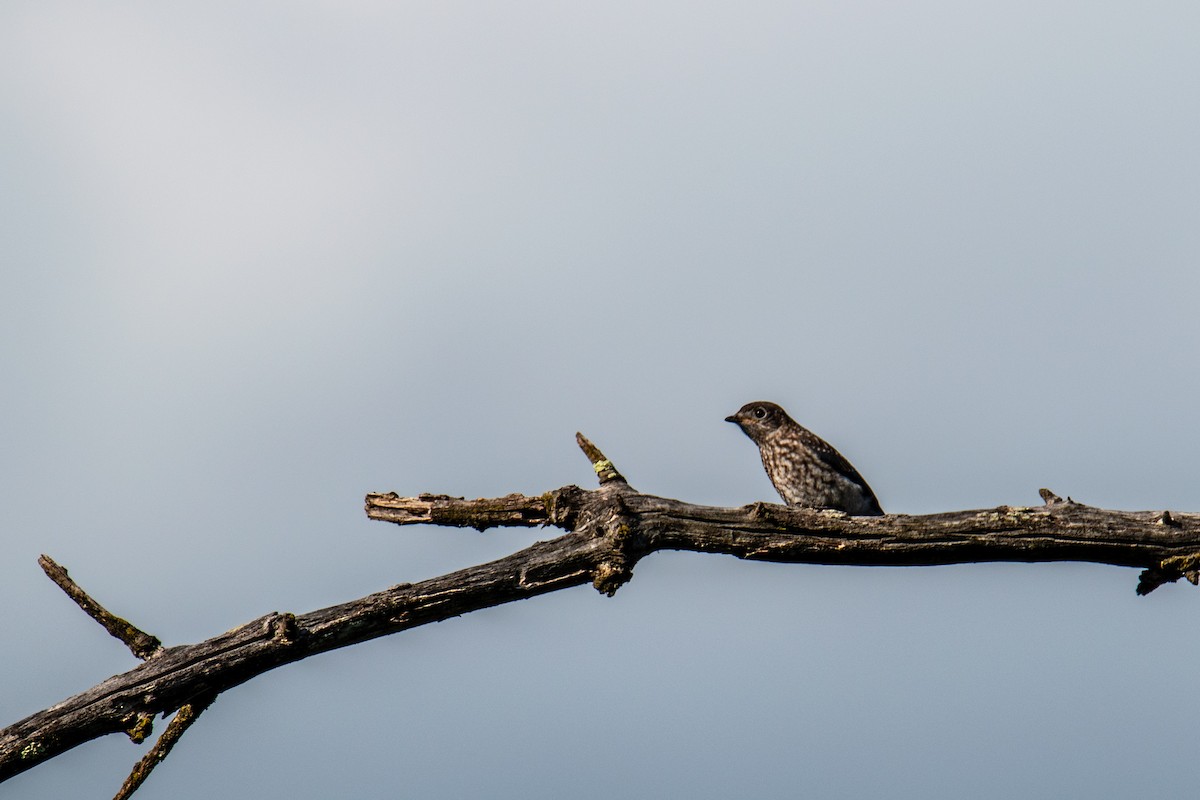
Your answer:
36,555 -> 215,798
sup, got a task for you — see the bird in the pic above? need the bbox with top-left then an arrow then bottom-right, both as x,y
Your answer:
726,401 -> 884,515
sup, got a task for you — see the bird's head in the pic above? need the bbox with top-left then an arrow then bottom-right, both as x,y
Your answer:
725,401 -> 790,443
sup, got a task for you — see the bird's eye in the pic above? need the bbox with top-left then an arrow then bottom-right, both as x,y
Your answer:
752,407 -> 767,419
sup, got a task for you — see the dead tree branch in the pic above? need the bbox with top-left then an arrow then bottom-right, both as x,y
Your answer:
3,433 -> 1199,793
38,555 -> 162,660
113,694 -> 215,800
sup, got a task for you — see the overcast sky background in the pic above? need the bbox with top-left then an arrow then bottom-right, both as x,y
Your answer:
4,1 -> 1200,797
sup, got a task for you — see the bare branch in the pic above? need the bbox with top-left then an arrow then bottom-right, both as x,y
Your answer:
38,555 -> 162,660
113,695 -> 215,800
0,520 -> 601,784
365,492 -> 555,529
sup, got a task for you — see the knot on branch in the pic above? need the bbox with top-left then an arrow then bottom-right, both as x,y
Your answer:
542,486 -> 587,530
592,522 -> 634,597
268,613 -> 299,645
569,484 -> 641,596
749,502 -> 788,527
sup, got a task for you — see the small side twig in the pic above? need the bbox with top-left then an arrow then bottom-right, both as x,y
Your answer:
1139,551 -> 1200,595
1039,488 -> 1086,507
38,555 -> 162,660
575,432 -> 627,486
113,695 -> 215,800
1039,488 -> 1064,505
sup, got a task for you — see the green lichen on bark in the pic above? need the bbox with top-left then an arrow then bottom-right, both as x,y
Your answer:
125,713 -> 154,744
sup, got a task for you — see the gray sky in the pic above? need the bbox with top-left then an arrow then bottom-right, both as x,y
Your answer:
4,1 -> 1200,797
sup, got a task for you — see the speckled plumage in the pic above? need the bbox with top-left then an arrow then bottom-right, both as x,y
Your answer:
726,401 -> 883,516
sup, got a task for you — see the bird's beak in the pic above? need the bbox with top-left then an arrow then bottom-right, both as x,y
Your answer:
724,415 -> 738,424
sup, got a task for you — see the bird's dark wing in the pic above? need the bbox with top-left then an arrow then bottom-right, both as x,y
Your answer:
803,430 -> 884,515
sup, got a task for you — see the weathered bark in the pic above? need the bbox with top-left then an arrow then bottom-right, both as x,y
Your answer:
2,438 -> 1198,794
366,486 -> 1200,591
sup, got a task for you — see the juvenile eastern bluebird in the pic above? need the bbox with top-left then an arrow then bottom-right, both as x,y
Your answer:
726,401 -> 884,515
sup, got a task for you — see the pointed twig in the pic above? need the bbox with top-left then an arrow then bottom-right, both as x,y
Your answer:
113,695 -> 215,800
575,432 -> 626,485
1039,488 -> 1064,505
38,555 -> 162,660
